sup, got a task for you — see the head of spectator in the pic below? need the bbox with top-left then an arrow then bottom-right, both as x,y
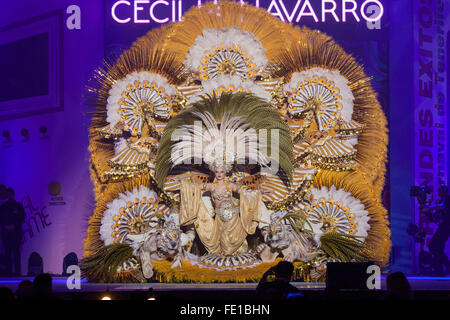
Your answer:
6,188 -> 15,202
33,273 -> 53,297
274,261 -> 294,282
0,287 -> 15,300
386,272 -> 412,300
16,280 -> 33,300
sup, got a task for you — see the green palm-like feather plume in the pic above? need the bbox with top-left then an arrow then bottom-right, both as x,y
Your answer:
80,243 -> 134,283
155,93 -> 294,187
320,232 -> 371,262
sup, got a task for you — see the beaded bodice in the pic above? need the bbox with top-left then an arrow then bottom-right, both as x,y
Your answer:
211,186 -> 232,203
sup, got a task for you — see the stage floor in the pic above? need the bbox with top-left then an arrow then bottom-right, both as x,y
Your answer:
1,275 -> 449,292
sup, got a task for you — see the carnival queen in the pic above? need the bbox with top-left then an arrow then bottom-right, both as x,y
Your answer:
165,106 -> 278,268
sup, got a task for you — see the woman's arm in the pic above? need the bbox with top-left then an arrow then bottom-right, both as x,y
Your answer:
233,182 -> 274,195
168,174 -> 201,184
203,182 -> 213,192
168,178 -> 212,193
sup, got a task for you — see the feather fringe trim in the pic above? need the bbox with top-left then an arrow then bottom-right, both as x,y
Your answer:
150,258 -> 316,283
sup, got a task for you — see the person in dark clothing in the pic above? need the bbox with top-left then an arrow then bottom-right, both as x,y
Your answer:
0,287 -> 15,300
0,184 -> 7,275
256,261 -> 299,300
16,280 -> 34,300
0,188 -> 26,276
423,185 -> 450,274
383,272 -> 412,300
33,273 -> 54,300
0,185 -> 7,207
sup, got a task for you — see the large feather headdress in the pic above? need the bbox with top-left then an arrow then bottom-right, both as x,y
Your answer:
170,111 -> 269,173
155,93 -> 294,187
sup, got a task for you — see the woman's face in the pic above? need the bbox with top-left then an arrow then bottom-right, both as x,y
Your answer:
215,167 -> 226,180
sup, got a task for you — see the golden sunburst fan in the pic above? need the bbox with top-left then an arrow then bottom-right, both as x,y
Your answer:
161,1 -> 295,70
313,170 -> 391,266
272,27 -> 388,197
83,173 -> 174,258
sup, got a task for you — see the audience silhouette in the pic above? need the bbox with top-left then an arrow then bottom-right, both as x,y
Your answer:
0,187 -> 26,276
383,272 -> 412,300
256,261 -> 299,300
